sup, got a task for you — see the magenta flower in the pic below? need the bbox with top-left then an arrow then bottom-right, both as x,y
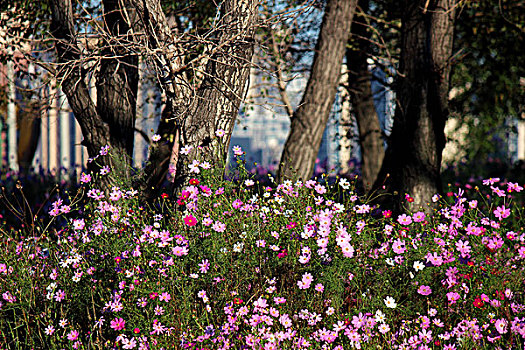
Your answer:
67,330 -> 79,341
494,205 -> 510,221
110,317 -> 125,331
417,285 -> 432,296
183,215 -> 197,227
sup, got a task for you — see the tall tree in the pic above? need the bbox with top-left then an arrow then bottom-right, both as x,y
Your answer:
47,0 -> 258,194
346,0 -> 384,191
136,0 -> 259,197
50,0 -> 138,184
372,0 -> 457,212
278,0 -> 358,181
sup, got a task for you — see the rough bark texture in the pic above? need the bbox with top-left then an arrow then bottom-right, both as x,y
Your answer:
346,0 -> 384,191
372,0 -> 456,213
49,0 -> 110,159
50,0 -> 138,184
136,0 -> 259,198
278,0 -> 357,182
174,0 -> 258,187
96,0 -> 139,169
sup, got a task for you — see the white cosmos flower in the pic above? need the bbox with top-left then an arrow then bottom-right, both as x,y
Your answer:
375,310 -> 386,323
339,178 -> 350,190
384,296 -> 397,309
413,261 -> 425,271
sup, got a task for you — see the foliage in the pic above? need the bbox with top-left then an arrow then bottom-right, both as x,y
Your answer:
449,0 -> 525,160
1,145 -> 525,349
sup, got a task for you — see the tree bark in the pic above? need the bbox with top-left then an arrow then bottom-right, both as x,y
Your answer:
50,0 -> 110,158
346,0 -> 384,191
50,0 -> 138,186
96,0 -> 139,170
173,0 -> 258,187
372,0 -> 456,212
136,0 -> 259,198
278,0 -> 357,182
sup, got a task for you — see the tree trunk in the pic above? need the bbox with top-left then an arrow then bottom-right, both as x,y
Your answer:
96,0 -> 139,171
278,0 -> 357,182
346,0 -> 384,191
174,0 -> 258,187
372,0 -> 456,212
136,0 -> 259,198
50,0 -> 138,186
17,113 -> 41,176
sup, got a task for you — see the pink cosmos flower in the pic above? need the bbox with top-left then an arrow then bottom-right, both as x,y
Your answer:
274,297 -> 286,304
67,330 -> 79,341
198,259 -> 210,273
341,244 -> 354,258
392,239 -> 406,254
232,145 -> 243,156
172,246 -> 188,256
212,221 -> 226,232
455,240 -> 471,257
44,325 -> 55,335
80,173 -> 91,183
397,214 -> 412,226
110,317 -> 125,331
159,292 -> 171,302
189,160 -> 200,173
412,211 -> 426,223
309,183 -> 324,195
73,219 -> 85,231
425,252 -> 443,266
151,134 -> 161,142
507,182 -> 523,192
483,177 -> 500,185
494,205 -> 510,221
417,285 -> 432,296
495,318 -> 508,334
180,145 -> 193,155
446,292 -> 460,304
54,289 -> 65,302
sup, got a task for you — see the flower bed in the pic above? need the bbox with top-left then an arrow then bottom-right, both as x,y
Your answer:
1,150 -> 525,349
